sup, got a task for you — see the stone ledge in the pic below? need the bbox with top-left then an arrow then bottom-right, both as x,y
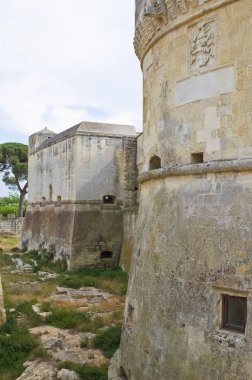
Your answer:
138,159 -> 252,184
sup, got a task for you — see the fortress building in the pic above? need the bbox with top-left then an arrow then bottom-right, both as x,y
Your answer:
21,122 -> 138,270
111,0 -> 252,379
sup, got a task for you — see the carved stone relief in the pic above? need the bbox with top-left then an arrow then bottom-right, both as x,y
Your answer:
188,17 -> 218,73
134,0 -> 215,60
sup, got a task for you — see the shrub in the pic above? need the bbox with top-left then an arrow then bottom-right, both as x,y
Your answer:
11,246 -> 20,252
50,258 -> 68,273
0,194 -> 27,218
57,362 -> 108,380
40,244 -> 55,263
93,325 -> 122,359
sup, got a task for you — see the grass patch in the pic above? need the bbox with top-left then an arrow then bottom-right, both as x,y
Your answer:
0,234 -> 20,252
93,325 -> 122,359
0,315 -> 38,379
58,361 -> 108,380
0,252 -> 13,267
59,268 -> 128,296
59,274 -> 96,288
45,306 -> 104,333
15,300 -> 42,327
22,249 -> 68,273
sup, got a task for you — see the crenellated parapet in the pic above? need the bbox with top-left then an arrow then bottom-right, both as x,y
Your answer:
134,0 -> 236,61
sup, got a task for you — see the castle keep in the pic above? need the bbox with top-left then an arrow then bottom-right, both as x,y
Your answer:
112,0 -> 252,379
22,122 -> 137,269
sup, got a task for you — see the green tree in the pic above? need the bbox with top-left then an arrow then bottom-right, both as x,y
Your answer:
0,143 -> 28,217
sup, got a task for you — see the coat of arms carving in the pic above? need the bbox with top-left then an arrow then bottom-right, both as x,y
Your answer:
189,17 -> 217,73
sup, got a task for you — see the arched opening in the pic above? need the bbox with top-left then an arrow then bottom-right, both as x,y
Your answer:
100,251 -> 113,259
149,155 -> 161,170
57,195 -> 62,206
103,195 -> 116,204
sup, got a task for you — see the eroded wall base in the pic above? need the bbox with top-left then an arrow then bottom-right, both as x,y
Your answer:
21,202 -> 124,269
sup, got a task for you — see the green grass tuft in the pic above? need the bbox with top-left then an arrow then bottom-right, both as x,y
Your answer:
15,300 -> 42,327
58,361 -> 108,380
45,306 -> 104,332
0,315 -> 38,379
93,326 -> 121,359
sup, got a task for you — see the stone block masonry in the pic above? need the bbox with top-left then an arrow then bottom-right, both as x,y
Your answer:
112,0 -> 252,379
0,218 -> 24,235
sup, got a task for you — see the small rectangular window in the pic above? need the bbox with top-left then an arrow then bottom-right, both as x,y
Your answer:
191,152 -> 204,164
222,295 -> 247,333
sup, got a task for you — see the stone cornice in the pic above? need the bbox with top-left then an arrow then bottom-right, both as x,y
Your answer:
138,159 -> 252,184
134,0 -> 239,64
28,200 -> 123,208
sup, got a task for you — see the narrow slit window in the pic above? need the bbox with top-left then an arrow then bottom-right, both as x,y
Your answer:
222,295 -> 247,333
49,184 -> 53,200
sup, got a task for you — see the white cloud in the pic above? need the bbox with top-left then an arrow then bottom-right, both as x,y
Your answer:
0,0 -> 142,137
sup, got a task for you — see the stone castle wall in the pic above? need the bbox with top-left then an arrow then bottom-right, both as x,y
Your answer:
22,123 -> 138,269
114,0 -> 252,379
0,218 -> 24,235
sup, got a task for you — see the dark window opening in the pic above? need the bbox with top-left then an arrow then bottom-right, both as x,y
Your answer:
222,295 -> 247,333
42,196 -> 46,202
149,155 -> 161,170
127,304 -> 134,324
100,251 -> 113,259
191,152 -> 204,164
49,184 -> 53,200
57,195 -> 62,206
103,195 -> 116,204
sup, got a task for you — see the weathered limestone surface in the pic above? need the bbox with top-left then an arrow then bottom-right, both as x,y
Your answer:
113,0 -> 252,379
22,122 -> 138,269
0,275 -> 6,325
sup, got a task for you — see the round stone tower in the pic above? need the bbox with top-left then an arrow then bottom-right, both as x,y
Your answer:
112,1 -> 252,379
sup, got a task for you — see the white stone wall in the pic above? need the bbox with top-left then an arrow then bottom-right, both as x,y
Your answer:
75,135 -> 125,202
28,136 -> 76,203
28,132 -> 135,204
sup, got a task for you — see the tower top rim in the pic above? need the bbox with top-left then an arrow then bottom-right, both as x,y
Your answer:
134,0 -> 239,64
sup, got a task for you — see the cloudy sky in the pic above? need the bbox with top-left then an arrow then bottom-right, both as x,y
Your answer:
0,0 -> 142,196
